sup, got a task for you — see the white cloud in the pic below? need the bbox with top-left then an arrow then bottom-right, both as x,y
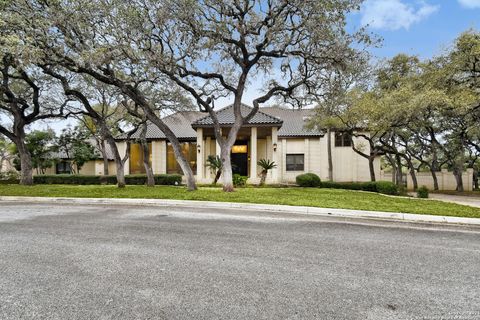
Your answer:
458,0 -> 480,8
361,0 -> 440,31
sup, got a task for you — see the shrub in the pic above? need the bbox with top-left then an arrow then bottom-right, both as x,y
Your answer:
296,173 -> 321,187
319,180 -> 399,195
233,174 -> 248,187
0,171 -> 19,184
34,174 -> 101,185
375,181 -> 399,195
33,174 -> 182,186
417,186 -> 429,198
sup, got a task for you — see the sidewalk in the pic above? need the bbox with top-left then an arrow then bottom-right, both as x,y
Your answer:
1,196 -> 480,226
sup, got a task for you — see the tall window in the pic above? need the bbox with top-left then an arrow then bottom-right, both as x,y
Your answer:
129,143 -> 152,174
286,154 -> 304,171
334,132 -> 352,147
167,142 -> 197,174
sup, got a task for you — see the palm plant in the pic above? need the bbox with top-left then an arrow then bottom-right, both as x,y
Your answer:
206,155 -> 222,185
257,159 -> 277,186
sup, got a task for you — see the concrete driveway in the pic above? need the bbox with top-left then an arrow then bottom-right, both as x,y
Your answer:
0,202 -> 479,320
428,193 -> 480,208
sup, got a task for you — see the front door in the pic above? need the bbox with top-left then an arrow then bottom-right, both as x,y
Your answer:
231,143 -> 248,176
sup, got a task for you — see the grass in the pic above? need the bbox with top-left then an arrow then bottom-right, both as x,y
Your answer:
0,184 -> 479,218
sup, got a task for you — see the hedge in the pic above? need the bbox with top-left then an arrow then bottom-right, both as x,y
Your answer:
33,174 -> 182,186
0,179 -> 20,185
319,180 -> 399,195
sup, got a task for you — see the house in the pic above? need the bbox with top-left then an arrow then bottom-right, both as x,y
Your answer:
116,105 -> 381,184
41,139 -> 116,175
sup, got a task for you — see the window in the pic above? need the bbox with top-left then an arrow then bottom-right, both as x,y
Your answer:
56,161 -> 71,174
167,142 -> 197,174
286,154 -> 304,171
129,143 -> 152,174
335,132 -> 352,147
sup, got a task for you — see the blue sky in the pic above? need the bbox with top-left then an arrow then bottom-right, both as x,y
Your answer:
352,0 -> 480,59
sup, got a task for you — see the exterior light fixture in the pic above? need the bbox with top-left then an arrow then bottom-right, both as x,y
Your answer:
273,143 -> 277,152
197,144 -> 201,153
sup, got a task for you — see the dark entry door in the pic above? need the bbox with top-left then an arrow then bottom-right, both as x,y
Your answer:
231,142 -> 248,176
231,153 -> 248,176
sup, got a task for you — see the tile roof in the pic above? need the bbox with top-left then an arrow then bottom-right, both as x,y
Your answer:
192,104 -> 283,127
120,111 -> 205,140
116,105 -> 323,140
260,107 -> 324,137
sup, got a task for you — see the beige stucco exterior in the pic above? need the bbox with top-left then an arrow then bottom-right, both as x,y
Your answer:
191,127 -> 381,184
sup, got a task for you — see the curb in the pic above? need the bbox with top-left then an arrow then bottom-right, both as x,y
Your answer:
1,196 -> 480,226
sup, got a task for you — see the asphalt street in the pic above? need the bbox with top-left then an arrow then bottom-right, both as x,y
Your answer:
0,202 -> 479,320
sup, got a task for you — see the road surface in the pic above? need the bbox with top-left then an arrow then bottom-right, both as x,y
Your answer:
0,202 -> 479,319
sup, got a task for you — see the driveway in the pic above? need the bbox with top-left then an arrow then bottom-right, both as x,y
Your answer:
0,202 -> 479,319
429,193 -> 480,208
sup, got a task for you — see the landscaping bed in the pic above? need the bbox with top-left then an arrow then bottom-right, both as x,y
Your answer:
0,184 -> 478,218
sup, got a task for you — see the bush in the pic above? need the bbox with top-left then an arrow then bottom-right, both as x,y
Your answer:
33,174 -> 182,186
319,180 -> 398,195
296,173 -> 321,187
34,174 -> 101,185
233,174 -> 248,187
0,170 -> 19,184
375,181 -> 399,195
417,186 -> 429,198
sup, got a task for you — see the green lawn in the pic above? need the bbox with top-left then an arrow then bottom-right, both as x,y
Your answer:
0,184 -> 479,218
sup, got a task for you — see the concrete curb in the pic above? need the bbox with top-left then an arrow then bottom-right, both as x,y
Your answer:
1,196 -> 480,226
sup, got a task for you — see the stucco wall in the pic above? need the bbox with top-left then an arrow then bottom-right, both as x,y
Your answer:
151,141 -> 167,174
406,169 -> 474,191
275,133 -> 379,184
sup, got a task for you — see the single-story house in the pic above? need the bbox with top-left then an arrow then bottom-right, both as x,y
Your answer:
115,105 -> 381,184
40,139 -> 116,175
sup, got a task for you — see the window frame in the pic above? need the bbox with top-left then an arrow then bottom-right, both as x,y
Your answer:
285,153 -> 305,172
334,132 -> 352,147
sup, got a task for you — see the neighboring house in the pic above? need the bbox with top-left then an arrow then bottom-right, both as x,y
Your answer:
41,139 -> 116,175
116,105 -> 381,184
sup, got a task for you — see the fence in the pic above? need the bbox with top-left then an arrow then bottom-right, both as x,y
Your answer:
380,169 -> 474,191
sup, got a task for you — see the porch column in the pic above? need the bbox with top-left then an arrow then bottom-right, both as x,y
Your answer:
196,128 -> 204,181
271,127 -> 279,182
250,127 -> 257,181
206,136 -> 211,179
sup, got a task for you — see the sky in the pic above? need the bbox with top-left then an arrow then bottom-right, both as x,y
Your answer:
352,0 -> 480,59
7,0 -> 480,133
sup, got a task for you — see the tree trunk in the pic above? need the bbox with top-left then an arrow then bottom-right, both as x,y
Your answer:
100,140 -> 109,176
221,146 -> 234,192
453,166 -> 464,192
327,128 -> 333,181
213,169 -> 222,185
474,170 -> 479,190
104,135 -> 126,188
385,154 -> 396,184
142,111 -> 197,191
395,154 -> 403,186
368,156 -> 376,182
409,166 -> 418,191
430,168 -> 439,191
141,141 -> 155,187
260,171 -> 267,186
16,139 -> 33,185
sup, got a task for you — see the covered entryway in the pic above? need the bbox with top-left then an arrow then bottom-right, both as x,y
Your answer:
231,142 -> 248,176
192,104 -> 283,184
